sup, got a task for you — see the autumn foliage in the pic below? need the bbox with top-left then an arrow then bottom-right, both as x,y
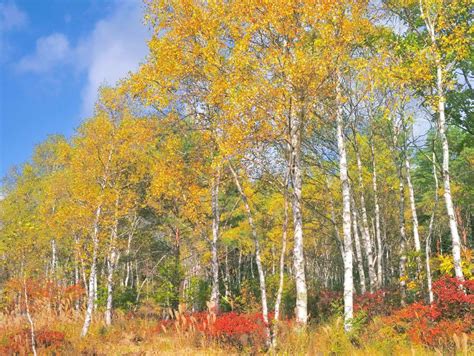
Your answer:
382,277 -> 473,348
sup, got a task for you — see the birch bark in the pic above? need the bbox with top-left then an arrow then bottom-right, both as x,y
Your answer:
420,0 -> 464,280
228,163 -> 271,346
210,169 -> 221,311
336,76 -> 353,331
289,108 -> 307,325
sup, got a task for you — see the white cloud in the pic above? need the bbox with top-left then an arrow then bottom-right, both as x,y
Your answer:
15,0 -> 149,116
17,33 -> 70,73
0,2 -> 28,32
75,1 -> 149,116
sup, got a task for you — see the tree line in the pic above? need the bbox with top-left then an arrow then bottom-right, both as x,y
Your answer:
1,0 -> 472,348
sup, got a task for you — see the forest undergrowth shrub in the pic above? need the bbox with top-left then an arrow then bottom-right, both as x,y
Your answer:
154,305 -> 275,352
2,278 -> 83,316
380,276 -> 473,350
0,327 -> 67,354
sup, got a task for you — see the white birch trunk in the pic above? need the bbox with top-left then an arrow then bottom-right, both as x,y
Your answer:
51,239 -> 57,280
437,71 -> 464,280
420,0 -> 464,280
351,194 -> 366,294
272,170 -> 289,347
224,246 -> 230,299
426,151 -> 439,303
336,81 -> 354,331
229,163 -> 271,346
23,278 -> 37,356
81,203 -> 102,337
355,147 -> 377,291
405,156 -> 422,275
398,166 -> 408,306
370,141 -> 383,288
289,108 -> 307,325
105,249 -> 117,326
210,169 -> 220,311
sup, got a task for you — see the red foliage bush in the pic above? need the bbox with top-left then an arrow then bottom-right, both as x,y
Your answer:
384,276 -> 473,348
4,278 -> 84,313
155,311 -> 271,350
432,277 -> 474,318
36,328 -> 65,350
0,328 -> 65,354
354,290 -> 392,318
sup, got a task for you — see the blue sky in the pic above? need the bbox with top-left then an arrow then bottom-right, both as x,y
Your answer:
0,0 -> 150,177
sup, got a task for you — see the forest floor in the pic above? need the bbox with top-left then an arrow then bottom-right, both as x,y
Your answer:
1,309 -> 472,355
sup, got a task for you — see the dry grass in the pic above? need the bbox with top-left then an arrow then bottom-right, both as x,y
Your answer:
1,310 -> 472,355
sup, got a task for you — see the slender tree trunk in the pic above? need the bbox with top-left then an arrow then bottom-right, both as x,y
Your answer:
229,163 -> 271,346
405,155 -> 422,273
23,278 -> 37,356
224,246 -> 230,299
420,0 -> 464,281
105,195 -> 120,326
51,239 -> 57,280
289,107 -> 307,325
81,203 -> 102,337
273,170 -> 289,347
397,166 -> 408,306
354,143 -> 378,291
124,215 -> 138,288
336,77 -> 353,332
210,168 -> 221,311
426,152 -> 439,304
105,249 -> 117,326
351,194 -> 366,294
238,249 -> 242,288
437,72 -> 464,280
370,141 -> 383,288
74,235 -> 81,310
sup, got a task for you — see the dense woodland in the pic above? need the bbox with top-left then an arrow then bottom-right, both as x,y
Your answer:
1,0 -> 473,354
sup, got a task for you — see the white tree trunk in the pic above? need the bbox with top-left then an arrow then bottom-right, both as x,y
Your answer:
105,196 -> 120,326
289,109 -> 307,325
371,142 -> 383,288
420,0 -> 464,282
437,74 -> 464,280
210,169 -> 221,311
51,239 -> 57,280
23,278 -> 37,356
398,166 -> 408,306
229,163 -> 270,346
426,152 -> 439,304
351,194 -> 366,294
336,83 -> 354,332
405,156 -> 422,275
81,204 -> 102,337
355,147 -> 377,291
105,249 -> 117,326
272,171 -> 289,347
224,246 -> 230,299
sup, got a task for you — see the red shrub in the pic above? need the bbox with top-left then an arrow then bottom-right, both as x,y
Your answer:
36,328 -> 65,350
155,311 -> 271,350
383,277 -> 473,348
432,277 -> 474,318
354,290 -> 391,318
0,328 -> 65,354
4,278 -> 84,314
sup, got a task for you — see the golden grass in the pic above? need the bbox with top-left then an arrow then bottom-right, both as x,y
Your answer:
1,311 -> 472,355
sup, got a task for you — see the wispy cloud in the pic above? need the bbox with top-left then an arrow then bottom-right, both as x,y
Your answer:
15,0 -> 149,116
17,33 -> 71,73
76,1 -> 149,116
1,2 -> 28,63
0,2 -> 28,32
